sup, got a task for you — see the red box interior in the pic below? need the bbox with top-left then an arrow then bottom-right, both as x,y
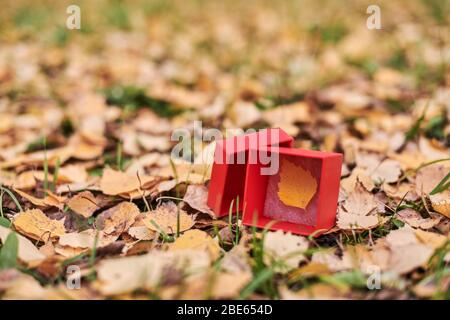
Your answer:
207,128 -> 293,217
242,147 -> 342,236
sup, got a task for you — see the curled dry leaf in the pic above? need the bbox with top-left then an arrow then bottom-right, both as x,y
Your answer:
183,184 -> 215,218
415,165 -> 450,218
13,209 -> 66,241
0,225 -> 45,265
369,159 -> 402,184
263,230 -> 309,273
13,189 -> 66,209
66,191 -> 99,218
396,209 -> 441,230
1,171 -> 36,190
144,201 -> 195,235
96,202 -> 140,236
170,229 -> 221,261
127,226 -> 156,241
341,167 -> 375,193
57,165 -> 88,183
100,168 -> 156,196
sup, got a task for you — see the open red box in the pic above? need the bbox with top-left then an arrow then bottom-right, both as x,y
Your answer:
242,146 -> 342,236
207,128 -> 293,217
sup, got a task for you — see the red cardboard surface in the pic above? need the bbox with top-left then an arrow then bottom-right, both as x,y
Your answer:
207,128 -> 293,217
242,147 -> 342,236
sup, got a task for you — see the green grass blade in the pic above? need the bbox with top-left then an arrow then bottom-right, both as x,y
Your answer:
0,232 -> 19,270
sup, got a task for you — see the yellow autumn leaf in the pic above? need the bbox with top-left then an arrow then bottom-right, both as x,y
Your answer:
13,209 -> 66,241
170,229 -> 220,260
431,201 -> 450,219
277,158 -> 318,209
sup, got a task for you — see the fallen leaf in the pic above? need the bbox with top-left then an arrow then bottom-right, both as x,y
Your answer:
0,225 -> 45,265
337,181 -> 380,230
127,226 -> 156,241
170,229 -> 220,260
277,158 -> 318,209
96,202 -> 140,236
94,250 -> 210,295
263,230 -> 309,273
58,229 -> 117,249
100,168 -> 156,196
57,165 -> 88,183
0,270 -> 49,299
369,159 -> 402,184
66,191 -> 99,218
396,209 -> 441,230
13,209 -> 66,241
341,167 -> 375,193
183,184 -> 215,217
13,189 -> 66,209
144,202 -> 195,235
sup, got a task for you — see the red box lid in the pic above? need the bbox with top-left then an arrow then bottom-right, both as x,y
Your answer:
207,128 -> 293,217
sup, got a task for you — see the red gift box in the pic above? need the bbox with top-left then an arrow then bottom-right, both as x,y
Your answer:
242,146 -> 342,236
207,128 -> 293,217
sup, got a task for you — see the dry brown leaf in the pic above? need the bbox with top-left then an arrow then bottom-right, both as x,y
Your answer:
382,183 -> 418,201
263,230 -> 309,273
137,133 -> 171,152
0,225 -> 45,265
431,199 -> 450,219
396,209 -> 441,230
183,184 -> 215,217
337,181 -> 380,230
381,226 -> 436,275
415,165 -> 447,194
414,229 -> 448,249
13,209 -> 66,241
341,167 -> 375,193
58,229 -> 117,249
170,229 -> 220,260
127,226 -> 156,241
13,189 -> 66,209
66,191 -> 99,218
57,165 -> 88,183
0,270 -> 49,299
94,250 -> 210,296
220,245 -> 251,274
143,201 -> 195,235
100,168 -> 156,196
369,159 -> 402,184
54,245 -> 88,258
96,202 -> 140,236
7,171 -> 37,190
